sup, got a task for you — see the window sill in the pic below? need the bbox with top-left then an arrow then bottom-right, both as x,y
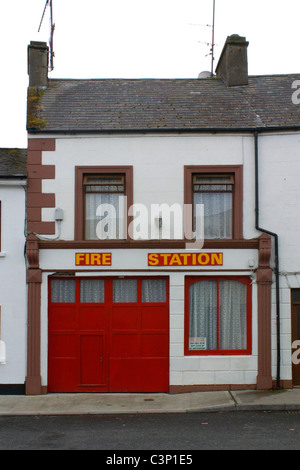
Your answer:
0,252 -> 6,258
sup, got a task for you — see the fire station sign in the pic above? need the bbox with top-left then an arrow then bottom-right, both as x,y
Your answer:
148,252 -> 223,266
75,253 -> 112,266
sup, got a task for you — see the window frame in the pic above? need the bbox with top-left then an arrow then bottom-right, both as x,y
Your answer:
75,166 -> 133,241
184,165 -> 243,241
184,276 -> 252,356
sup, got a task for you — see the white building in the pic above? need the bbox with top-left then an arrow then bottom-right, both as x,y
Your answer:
23,36 -> 300,395
0,149 -> 27,393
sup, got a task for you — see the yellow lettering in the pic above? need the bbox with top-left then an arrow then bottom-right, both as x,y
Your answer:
103,253 -> 111,265
75,253 -> 85,265
169,254 -> 182,266
160,254 -> 172,265
91,253 -> 101,265
180,253 -> 191,266
198,253 -> 210,265
211,253 -> 223,265
148,253 -> 159,266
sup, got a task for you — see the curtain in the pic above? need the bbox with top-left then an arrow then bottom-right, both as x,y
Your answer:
113,279 -> 137,303
80,279 -> 105,303
193,192 -> 232,239
51,279 -> 75,303
219,281 -> 247,350
85,193 -> 125,240
188,280 -> 247,351
189,281 -> 217,350
142,279 -> 166,302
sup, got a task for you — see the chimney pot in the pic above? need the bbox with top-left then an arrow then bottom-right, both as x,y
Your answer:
215,34 -> 249,87
28,41 -> 49,87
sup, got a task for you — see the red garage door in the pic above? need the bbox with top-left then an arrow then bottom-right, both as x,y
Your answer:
48,277 -> 169,393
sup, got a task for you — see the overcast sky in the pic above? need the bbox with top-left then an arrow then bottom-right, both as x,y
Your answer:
0,0 -> 299,148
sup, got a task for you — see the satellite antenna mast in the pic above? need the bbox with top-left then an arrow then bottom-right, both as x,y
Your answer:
211,0 -> 216,76
38,0 -> 55,71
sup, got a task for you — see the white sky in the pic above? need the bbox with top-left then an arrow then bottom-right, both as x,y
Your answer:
0,0 -> 299,148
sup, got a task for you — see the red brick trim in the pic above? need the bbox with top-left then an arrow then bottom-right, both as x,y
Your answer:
27,138 -> 56,235
25,234 -> 43,395
256,233 -> 273,390
28,138 -> 56,151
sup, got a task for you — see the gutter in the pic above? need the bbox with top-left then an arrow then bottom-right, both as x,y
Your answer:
254,130 -> 281,389
27,125 -> 300,135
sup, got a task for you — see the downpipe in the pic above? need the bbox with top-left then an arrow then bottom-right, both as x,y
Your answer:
254,131 -> 281,389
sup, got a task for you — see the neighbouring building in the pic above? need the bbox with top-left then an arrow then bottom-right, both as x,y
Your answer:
23,36 -> 300,395
0,149 -> 27,394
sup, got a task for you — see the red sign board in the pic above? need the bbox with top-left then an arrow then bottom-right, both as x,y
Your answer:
148,252 -> 223,266
75,253 -> 112,266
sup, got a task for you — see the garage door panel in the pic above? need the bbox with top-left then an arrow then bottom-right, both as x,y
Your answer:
48,358 -> 78,392
141,306 -> 169,330
109,358 -> 169,392
49,306 -> 77,331
112,306 -> 139,329
48,334 -> 77,357
79,306 -> 108,330
141,333 -> 169,357
80,335 -> 106,386
111,333 -> 140,357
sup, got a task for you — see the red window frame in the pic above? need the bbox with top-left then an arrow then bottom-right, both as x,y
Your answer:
184,276 -> 252,356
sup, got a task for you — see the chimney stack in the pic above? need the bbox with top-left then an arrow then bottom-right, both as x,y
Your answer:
215,34 -> 249,87
27,41 -> 49,87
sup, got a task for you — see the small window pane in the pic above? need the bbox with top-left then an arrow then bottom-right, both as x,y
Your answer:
189,281 -> 217,350
194,192 -> 232,239
142,279 -> 166,302
113,279 -> 137,303
292,290 -> 300,303
51,279 -> 75,303
194,176 -> 233,184
85,193 -> 125,240
219,281 -> 247,350
80,279 -> 105,303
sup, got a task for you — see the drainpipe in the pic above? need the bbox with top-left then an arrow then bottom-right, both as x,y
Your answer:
254,131 -> 281,389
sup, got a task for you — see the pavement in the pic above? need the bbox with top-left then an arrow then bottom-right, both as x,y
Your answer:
1,388 -> 300,415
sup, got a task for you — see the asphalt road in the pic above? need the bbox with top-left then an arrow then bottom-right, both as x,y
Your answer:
0,411 -> 300,451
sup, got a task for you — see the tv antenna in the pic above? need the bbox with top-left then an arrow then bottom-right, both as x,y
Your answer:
210,0 -> 216,76
38,0 -> 55,71
191,0 -> 216,76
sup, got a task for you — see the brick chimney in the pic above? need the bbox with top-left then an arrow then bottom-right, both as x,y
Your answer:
27,41 -> 49,87
215,34 -> 249,87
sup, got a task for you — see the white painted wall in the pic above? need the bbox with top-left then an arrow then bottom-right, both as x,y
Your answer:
257,132 -> 300,383
0,181 -> 27,385
32,130 -> 300,387
40,133 -> 259,241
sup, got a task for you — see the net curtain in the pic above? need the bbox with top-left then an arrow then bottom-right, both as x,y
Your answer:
189,280 -> 247,351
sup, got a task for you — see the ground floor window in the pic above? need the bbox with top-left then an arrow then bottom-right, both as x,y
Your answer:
185,276 -> 252,355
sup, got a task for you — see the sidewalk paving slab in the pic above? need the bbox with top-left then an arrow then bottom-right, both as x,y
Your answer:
0,391 -> 234,416
0,389 -> 300,416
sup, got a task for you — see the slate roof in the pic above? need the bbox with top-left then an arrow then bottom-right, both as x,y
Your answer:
0,149 -> 27,177
27,74 -> 300,133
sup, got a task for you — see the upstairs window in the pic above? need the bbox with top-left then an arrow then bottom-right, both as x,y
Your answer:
193,174 -> 234,239
84,174 -> 125,240
75,166 -> 133,241
184,165 -> 243,241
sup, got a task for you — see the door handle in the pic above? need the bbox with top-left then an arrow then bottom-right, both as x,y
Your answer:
100,357 -> 103,363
